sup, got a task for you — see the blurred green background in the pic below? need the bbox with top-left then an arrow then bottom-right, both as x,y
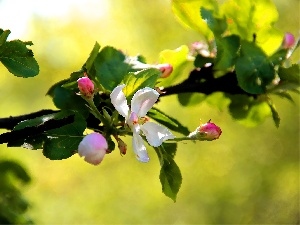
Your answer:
0,0 -> 299,224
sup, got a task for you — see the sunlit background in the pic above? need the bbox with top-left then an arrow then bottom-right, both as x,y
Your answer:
0,0 -> 299,223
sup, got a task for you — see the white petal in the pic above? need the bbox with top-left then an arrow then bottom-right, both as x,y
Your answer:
131,87 -> 159,117
140,122 -> 175,147
132,132 -> 150,163
110,84 -> 129,118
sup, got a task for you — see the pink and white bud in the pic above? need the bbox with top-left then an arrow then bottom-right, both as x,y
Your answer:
78,133 -> 108,165
77,77 -> 94,98
155,63 -> 173,78
188,120 -> 222,141
282,32 -> 295,49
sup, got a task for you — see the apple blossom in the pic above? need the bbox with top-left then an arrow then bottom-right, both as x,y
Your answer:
110,84 -> 174,162
77,76 -> 94,98
78,132 -> 108,165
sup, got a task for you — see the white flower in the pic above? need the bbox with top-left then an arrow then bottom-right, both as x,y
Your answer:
110,84 -> 174,162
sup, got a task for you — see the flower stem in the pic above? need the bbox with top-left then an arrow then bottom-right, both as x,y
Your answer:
86,98 -> 110,127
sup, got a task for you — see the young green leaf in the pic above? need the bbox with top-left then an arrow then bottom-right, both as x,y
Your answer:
155,144 -> 182,202
0,29 -> 11,46
200,7 -> 227,37
159,45 -> 191,86
214,35 -> 240,70
235,41 -> 275,94
122,68 -> 160,100
221,0 -> 282,54
84,41 -> 101,73
171,0 -> 218,40
0,40 -> 39,77
94,46 -> 129,91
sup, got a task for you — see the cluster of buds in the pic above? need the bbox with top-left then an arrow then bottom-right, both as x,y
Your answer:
188,120 -> 222,141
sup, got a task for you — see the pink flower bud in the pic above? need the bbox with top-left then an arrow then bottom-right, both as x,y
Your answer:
188,120 -> 222,141
156,64 -> 173,78
78,133 -> 108,165
198,121 -> 222,140
282,32 -> 295,49
77,77 -> 94,98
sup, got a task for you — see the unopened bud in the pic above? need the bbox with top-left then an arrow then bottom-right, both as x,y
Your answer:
77,76 -> 94,98
188,120 -> 222,141
155,63 -> 173,78
282,32 -> 295,49
117,138 -> 127,155
78,133 -> 108,165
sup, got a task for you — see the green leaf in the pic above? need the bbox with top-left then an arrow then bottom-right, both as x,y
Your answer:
194,54 -> 214,68
214,35 -> 240,70
94,46 -> 129,91
158,45 -> 191,86
221,0 -> 282,54
84,41 -> 101,73
206,92 -> 231,111
178,92 -> 206,107
148,107 -> 190,136
278,64 -> 300,84
8,111 -> 76,150
162,142 -> 177,159
122,68 -> 160,100
7,134 -> 45,150
51,86 -> 89,115
0,40 -> 39,77
267,100 -> 280,128
155,144 -> 182,202
14,111 -> 74,130
171,0 -> 218,40
200,7 -> 227,37
269,48 -> 288,65
0,160 -> 31,183
228,95 -> 271,127
272,92 -> 294,103
267,65 -> 300,94
0,29 -> 10,46
235,40 -> 275,94
43,113 -> 86,160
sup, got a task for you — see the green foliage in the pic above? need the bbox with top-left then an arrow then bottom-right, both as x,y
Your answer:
148,107 -> 190,136
0,160 -> 33,224
122,68 -> 161,100
0,29 -> 39,77
214,35 -> 240,70
155,143 -> 181,202
94,46 -> 129,91
0,0 -> 299,203
43,113 -> 86,160
171,0 -> 218,40
158,45 -> 192,86
235,40 -> 275,94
